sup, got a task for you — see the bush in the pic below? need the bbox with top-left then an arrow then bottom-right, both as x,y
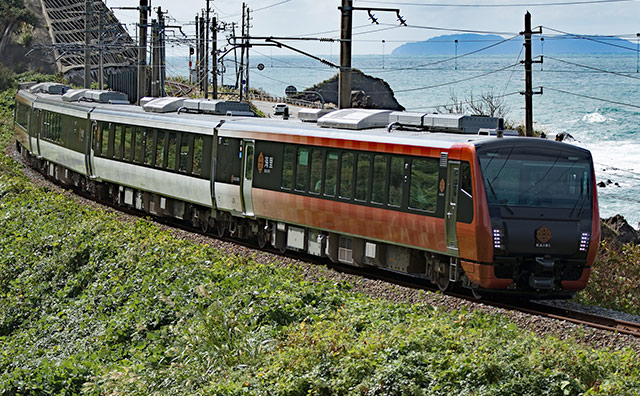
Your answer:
0,63 -> 15,92
574,241 -> 640,315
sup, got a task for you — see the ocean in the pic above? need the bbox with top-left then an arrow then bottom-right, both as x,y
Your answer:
165,53 -> 640,227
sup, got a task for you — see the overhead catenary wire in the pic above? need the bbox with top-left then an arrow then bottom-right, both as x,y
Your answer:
544,86 -> 640,110
379,22 -> 517,36
543,26 -> 640,52
394,63 -> 521,93
356,0 -> 639,7
404,90 -> 522,111
544,55 -> 640,80
371,34 -> 520,73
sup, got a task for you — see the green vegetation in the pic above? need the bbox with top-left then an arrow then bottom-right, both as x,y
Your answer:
0,81 -> 639,395
573,241 -> 640,315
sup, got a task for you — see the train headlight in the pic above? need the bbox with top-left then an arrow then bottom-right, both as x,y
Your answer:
579,232 -> 591,252
493,229 -> 504,249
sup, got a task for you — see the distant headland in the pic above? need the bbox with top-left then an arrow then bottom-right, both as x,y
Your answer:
391,33 -> 637,56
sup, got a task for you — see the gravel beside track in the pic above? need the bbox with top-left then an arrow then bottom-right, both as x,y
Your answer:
7,143 -> 640,355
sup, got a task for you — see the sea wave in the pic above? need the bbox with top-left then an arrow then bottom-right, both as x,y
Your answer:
582,112 -> 609,123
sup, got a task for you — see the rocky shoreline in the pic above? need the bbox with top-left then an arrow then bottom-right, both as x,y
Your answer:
601,214 -> 640,245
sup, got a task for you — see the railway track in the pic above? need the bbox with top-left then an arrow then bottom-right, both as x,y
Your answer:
318,260 -> 640,338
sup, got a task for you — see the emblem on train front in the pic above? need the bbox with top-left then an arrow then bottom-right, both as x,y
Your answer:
535,226 -> 552,247
439,178 -> 445,193
257,152 -> 265,173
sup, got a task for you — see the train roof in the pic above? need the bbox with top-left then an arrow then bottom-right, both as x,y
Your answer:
17,89 -> 589,155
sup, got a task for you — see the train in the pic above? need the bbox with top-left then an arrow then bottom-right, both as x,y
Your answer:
13,83 -> 600,298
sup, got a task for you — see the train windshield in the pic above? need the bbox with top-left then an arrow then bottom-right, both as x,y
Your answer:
478,145 -> 593,210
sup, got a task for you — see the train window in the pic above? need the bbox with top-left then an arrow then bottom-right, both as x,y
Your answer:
144,130 -> 154,166
124,126 -> 133,161
113,125 -> 123,159
296,148 -> 309,191
309,149 -> 323,194
101,124 -> 110,156
193,136 -> 203,176
179,135 -> 192,173
282,145 -> 295,190
167,133 -> 177,170
458,162 -> 474,223
324,151 -> 339,197
134,128 -> 144,163
15,102 -> 29,130
372,155 -> 387,205
155,131 -> 166,168
245,144 -> 254,181
340,152 -> 354,199
389,157 -> 404,207
409,158 -> 439,212
355,153 -> 371,202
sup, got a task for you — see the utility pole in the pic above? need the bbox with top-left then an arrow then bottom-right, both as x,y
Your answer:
521,11 -> 542,137
232,22 -> 238,89
151,18 -> 158,96
245,7 -> 250,99
84,0 -> 93,88
195,14 -> 199,86
338,0 -> 352,109
205,0 -> 211,99
137,0 -> 149,104
98,8 -> 104,89
239,3 -> 246,102
212,16 -> 218,99
199,11 -> 205,92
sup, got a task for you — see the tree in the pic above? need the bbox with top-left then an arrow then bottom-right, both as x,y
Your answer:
437,89 -> 509,119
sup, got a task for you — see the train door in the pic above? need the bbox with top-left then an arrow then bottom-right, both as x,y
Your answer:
241,140 -> 255,217
86,120 -> 96,177
445,160 -> 461,256
32,108 -> 42,157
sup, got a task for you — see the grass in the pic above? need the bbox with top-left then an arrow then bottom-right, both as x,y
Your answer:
0,81 -> 639,395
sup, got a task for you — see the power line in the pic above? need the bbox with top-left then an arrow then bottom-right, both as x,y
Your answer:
545,55 -> 640,80
503,45 -> 524,95
544,86 -> 640,109
543,26 -> 640,52
373,34 -> 519,73
380,22 -> 517,36
357,0 -> 639,7
395,63 -> 520,93
404,90 -> 522,110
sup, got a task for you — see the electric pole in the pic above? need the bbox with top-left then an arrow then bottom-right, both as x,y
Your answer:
245,6 -> 250,99
521,11 -> 542,137
239,3 -> 246,102
137,0 -> 149,104
338,0 -> 352,109
212,16 -> 218,99
151,18 -> 159,96
195,14 -> 199,85
84,0 -> 93,88
205,0 -> 211,99
199,11 -> 205,92
98,8 -> 104,89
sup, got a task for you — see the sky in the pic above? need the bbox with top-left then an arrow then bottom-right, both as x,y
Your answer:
106,0 -> 640,56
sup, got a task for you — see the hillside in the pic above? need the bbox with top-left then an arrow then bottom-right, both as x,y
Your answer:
392,33 -> 637,56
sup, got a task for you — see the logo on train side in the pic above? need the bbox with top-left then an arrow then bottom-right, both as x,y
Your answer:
439,178 -> 446,193
257,152 -> 274,174
257,152 -> 264,173
535,226 -> 552,247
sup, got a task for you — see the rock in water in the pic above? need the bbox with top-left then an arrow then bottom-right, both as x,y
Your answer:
298,69 -> 404,111
601,214 -> 640,245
